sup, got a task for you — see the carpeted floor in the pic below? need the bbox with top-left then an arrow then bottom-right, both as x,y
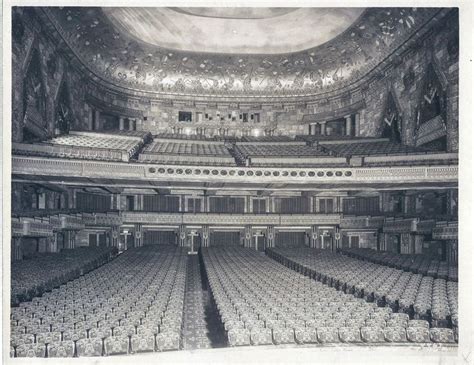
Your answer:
182,255 -> 227,350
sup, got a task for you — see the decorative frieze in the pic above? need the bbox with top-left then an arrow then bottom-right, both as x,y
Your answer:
12,156 -> 458,186
432,221 -> 458,240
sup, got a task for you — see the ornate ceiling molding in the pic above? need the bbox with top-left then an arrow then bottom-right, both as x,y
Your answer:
33,7 -> 453,100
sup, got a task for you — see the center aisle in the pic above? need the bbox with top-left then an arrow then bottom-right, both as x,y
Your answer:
182,254 -> 227,350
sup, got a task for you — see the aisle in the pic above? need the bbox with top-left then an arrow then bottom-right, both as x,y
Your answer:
182,254 -> 227,350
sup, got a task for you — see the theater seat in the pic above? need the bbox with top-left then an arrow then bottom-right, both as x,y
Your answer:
317,327 -> 339,343
15,343 -> 46,358
227,328 -> 251,347
338,327 -> 362,343
47,340 -> 75,357
294,327 -> 318,344
76,338 -> 103,357
406,327 -> 431,343
360,327 -> 385,343
429,328 -> 456,343
383,326 -> 408,343
156,332 -> 180,351
104,336 -> 129,355
272,327 -> 295,344
131,333 -> 155,353
250,328 -> 273,345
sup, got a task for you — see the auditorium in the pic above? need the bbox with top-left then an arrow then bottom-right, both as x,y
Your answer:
4,5 -> 469,363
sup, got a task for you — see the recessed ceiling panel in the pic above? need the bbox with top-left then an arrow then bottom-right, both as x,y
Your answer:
102,7 -> 364,54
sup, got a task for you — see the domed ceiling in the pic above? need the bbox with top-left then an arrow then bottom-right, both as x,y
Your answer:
102,7 -> 364,54
45,7 -> 440,96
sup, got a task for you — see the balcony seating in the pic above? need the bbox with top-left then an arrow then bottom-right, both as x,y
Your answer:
10,245 -> 187,358
340,248 -> 458,281
139,141 -> 236,166
233,144 -> 347,167
11,247 -> 116,306
319,141 -> 428,157
267,248 -> 458,335
13,131 -> 148,162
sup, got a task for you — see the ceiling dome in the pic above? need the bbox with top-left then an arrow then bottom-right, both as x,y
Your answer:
102,7 -> 364,54
44,7 -> 440,97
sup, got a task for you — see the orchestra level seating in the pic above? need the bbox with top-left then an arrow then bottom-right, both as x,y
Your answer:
267,248 -> 458,337
11,247 -> 116,306
201,246 -> 457,348
10,245 -> 187,358
340,248 -> 458,281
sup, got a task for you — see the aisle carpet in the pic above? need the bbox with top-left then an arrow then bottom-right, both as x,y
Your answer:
182,255 -> 227,350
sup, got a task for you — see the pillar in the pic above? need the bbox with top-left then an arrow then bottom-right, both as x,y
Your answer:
111,226 -> 119,247
354,113 -> 360,136
202,225 -> 210,248
94,110 -> 100,130
119,117 -> 124,131
12,237 -> 23,261
179,225 -> 187,247
266,226 -> 275,248
414,234 -> 424,254
134,224 -> 143,247
320,121 -> 327,136
88,108 -> 94,131
244,225 -> 252,248
345,114 -> 352,136
310,225 -> 318,248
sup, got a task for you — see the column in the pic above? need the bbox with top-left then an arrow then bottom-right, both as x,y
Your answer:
119,117 -> 124,131
414,234 -> 424,254
111,226 -> 119,247
354,113 -> 360,136
320,121 -> 327,136
202,225 -> 210,248
88,108 -> 94,131
310,226 -> 318,248
12,237 -> 23,261
134,224 -> 143,247
266,226 -> 275,248
179,225 -> 187,247
244,225 -> 252,248
129,119 -> 135,131
345,114 -> 352,136
94,110 -> 100,130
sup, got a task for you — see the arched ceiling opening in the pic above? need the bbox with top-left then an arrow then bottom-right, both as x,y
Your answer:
102,7 -> 364,54
44,7 -> 440,96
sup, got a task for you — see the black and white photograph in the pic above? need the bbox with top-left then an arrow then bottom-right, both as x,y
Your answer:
1,1 -> 473,364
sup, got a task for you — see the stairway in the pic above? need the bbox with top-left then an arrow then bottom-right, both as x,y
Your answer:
182,254 -> 227,350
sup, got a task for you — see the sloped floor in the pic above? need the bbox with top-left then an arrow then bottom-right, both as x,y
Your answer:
182,254 -> 227,350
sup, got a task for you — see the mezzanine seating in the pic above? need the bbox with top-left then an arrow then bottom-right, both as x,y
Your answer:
267,247 -> 458,335
11,247 -> 116,306
138,141 -> 236,166
340,248 -> 458,282
201,246 -> 455,348
319,141 -> 428,157
10,245 -> 187,358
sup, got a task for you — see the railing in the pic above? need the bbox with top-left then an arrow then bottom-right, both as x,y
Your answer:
12,156 -> 458,185
432,221 -> 458,240
82,212 -> 123,226
383,217 -> 417,233
340,215 -> 385,229
121,211 -> 341,226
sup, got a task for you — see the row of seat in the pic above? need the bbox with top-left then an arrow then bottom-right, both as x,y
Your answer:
10,245 -> 187,357
201,247 -> 456,348
266,248 -> 458,330
48,134 -> 143,158
319,141 -> 427,157
340,248 -> 458,281
234,144 -> 329,158
11,247 -> 116,306
144,141 -> 231,157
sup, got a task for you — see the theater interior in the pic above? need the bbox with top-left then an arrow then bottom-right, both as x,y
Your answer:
5,6 -> 465,362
